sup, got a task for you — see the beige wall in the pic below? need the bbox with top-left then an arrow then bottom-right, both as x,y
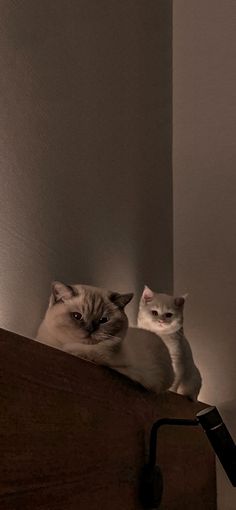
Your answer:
173,2 -> 236,508
0,0 -> 172,337
1,0 -> 235,506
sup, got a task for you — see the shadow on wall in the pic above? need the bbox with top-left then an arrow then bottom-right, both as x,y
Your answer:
0,0 -> 172,338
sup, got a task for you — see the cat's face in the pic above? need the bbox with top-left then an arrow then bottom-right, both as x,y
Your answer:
138,286 -> 187,334
46,281 -> 133,345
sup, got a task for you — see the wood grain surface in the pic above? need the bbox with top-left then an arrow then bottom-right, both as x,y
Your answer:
0,328 -> 216,509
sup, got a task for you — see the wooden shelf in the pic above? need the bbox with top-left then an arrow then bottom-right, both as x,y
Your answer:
0,328 -> 216,509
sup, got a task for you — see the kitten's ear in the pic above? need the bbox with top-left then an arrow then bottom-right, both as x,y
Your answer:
110,292 -> 134,309
142,285 -> 154,302
50,281 -> 75,306
174,294 -> 188,307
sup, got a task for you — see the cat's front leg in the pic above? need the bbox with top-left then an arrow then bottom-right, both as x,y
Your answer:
177,374 -> 201,401
177,383 -> 197,401
60,342 -> 92,359
170,360 -> 185,392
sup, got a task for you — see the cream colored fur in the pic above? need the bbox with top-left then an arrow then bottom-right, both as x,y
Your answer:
36,282 -> 174,394
137,286 -> 202,401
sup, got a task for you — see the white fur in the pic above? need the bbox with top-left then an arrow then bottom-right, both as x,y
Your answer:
36,285 -> 174,395
112,327 -> 174,394
37,322 -> 174,394
138,288 -> 202,401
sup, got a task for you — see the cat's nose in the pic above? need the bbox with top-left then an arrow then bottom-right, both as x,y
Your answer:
85,321 -> 98,333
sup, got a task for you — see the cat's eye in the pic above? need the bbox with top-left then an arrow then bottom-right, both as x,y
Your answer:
151,310 -> 158,316
99,316 -> 108,324
71,312 -> 83,321
165,312 -> 173,318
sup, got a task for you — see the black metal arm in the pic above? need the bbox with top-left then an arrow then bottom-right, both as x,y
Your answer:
148,417 -> 198,467
140,407 -> 236,509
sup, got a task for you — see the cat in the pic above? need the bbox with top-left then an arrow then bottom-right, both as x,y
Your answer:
36,281 -> 174,394
137,285 -> 202,401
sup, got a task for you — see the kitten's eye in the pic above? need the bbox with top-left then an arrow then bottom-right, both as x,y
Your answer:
165,312 -> 173,318
71,312 -> 83,321
99,316 -> 108,324
151,310 -> 158,316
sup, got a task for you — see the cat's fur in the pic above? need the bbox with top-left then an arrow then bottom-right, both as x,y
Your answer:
36,282 -> 174,394
137,286 -> 202,401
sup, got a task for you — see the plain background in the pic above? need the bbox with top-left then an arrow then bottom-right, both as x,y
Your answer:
173,2 -> 236,508
0,0 -> 172,334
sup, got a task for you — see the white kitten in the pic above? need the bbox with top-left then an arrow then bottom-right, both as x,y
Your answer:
36,282 -> 174,394
137,286 -> 202,401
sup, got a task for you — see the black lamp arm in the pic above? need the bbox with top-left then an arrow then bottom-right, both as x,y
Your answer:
148,417 -> 198,467
140,417 -> 199,509
140,407 -> 236,509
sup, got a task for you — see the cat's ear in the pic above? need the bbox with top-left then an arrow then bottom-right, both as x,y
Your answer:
110,292 -> 134,309
50,281 -> 76,306
174,293 -> 188,307
142,285 -> 154,302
